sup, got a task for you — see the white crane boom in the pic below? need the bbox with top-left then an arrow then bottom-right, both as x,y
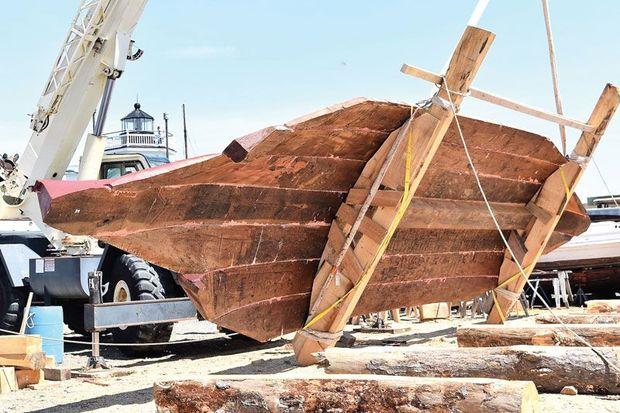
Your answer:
0,0 -> 148,252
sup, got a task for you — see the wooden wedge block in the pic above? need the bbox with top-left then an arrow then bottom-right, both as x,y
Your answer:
418,302 -> 450,321
43,367 -> 72,381
0,352 -> 47,370
15,369 -> 44,389
0,367 -> 17,394
153,375 -> 539,413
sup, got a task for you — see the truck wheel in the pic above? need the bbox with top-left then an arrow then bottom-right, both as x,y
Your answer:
0,273 -> 26,333
106,254 -> 173,353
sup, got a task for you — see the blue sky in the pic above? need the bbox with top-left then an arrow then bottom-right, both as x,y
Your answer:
0,1 -> 618,198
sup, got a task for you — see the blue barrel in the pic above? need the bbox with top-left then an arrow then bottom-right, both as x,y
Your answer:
25,306 -> 64,364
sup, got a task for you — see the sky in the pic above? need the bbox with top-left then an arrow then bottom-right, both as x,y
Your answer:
0,0 -> 618,199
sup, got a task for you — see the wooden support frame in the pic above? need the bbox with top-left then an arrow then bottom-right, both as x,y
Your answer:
292,25 -> 496,366
487,83 -> 620,323
401,64 -> 595,133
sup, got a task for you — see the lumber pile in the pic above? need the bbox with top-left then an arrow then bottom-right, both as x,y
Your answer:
153,375 -> 539,413
0,335 -> 47,392
536,313 -> 620,324
586,300 -> 620,314
457,324 -> 620,347
321,346 -> 620,394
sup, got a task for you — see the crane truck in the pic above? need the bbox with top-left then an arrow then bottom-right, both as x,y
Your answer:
0,0 -> 193,351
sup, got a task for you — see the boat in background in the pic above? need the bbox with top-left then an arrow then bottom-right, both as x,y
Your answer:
538,202 -> 620,298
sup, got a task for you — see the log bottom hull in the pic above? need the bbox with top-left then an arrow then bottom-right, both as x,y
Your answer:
36,99 -> 590,342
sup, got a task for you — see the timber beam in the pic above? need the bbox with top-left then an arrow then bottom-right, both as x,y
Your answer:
487,83 -> 620,323
401,64 -> 595,132
292,25 -> 496,366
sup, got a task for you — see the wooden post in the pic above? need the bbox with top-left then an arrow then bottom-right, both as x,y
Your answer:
292,26 -> 495,365
487,84 -> 620,324
390,308 -> 401,323
19,292 -> 33,334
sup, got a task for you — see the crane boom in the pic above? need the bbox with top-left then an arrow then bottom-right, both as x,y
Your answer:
0,0 -> 147,252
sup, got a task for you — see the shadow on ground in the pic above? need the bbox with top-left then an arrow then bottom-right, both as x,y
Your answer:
27,387 -> 152,413
212,354 -> 298,375
64,333 -> 289,369
355,326 -> 457,346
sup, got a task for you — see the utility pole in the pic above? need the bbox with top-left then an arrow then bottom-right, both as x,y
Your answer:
182,104 -> 188,159
163,112 -> 169,160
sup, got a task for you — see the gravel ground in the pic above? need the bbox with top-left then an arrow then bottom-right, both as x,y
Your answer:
1,311 -> 619,412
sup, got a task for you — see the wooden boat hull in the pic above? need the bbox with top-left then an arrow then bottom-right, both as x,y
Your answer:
35,98 -> 589,341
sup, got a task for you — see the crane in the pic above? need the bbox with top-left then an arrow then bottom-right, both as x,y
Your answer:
0,0 -> 194,350
0,0 -> 147,254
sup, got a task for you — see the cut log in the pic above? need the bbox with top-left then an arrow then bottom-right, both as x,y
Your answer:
43,367 -> 72,381
586,300 -> 620,314
457,324 -> 620,347
153,375 -> 539,413
536,313 -> 620,324
322,345 -> 620,394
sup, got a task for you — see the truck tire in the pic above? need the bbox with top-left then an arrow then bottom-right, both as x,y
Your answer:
0,272 -> 26,333
106,254 -> 173,353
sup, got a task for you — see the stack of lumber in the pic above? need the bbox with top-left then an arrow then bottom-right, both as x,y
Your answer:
153,375 -> 539,413
0,335 -> 46,392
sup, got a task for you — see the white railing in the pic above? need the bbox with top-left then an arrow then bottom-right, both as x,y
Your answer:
105,132 -> 171,148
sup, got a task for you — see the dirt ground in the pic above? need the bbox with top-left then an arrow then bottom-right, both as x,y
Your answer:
1,310 -> 619,412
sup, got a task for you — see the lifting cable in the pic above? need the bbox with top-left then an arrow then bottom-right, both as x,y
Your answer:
541,0 -> 567,155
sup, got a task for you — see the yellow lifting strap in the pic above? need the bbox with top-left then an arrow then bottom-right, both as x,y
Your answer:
491,262 -> 535,322
303,124 -> 415,331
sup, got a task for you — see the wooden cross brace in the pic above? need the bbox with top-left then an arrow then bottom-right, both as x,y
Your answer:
292,25 -> 496,366
487,83 -> 620,323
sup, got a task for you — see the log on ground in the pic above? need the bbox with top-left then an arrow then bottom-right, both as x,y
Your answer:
153,375 -> 538,413
457,324 -> 620,347
586,300 -> 620,314
321,345 -> 620,394
536,313 -> 620,324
